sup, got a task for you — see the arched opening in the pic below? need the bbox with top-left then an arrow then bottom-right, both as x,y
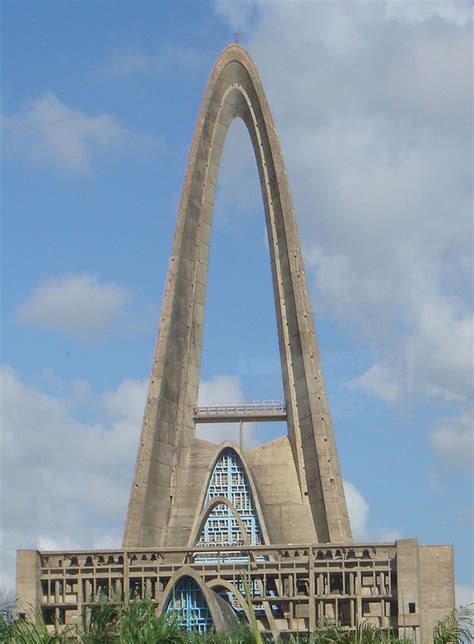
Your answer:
197,447 -> 262,547
197,500 -> 247,548
209,581 -> 251,623
197,117 -> 287,448
165,576 -> 213,634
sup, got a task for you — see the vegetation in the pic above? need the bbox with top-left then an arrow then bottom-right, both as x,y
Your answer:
433,605 -> 473,644
1,589 -> 472,643
0,590 -> 17,642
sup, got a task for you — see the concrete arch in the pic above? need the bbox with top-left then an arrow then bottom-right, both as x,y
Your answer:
188,495 -> 250,548
206,578 -> 252,624
207,577 -> 277,637
188,441 -> 270,546
124,44 -> 351,548
157,566 -> 237,632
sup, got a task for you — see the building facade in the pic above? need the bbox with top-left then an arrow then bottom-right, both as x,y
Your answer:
17,45 -> 454,642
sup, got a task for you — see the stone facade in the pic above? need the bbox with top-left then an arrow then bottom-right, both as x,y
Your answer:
16,45 -> 455,642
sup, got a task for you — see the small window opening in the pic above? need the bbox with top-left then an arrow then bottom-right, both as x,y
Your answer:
330,572 -> 343,594
42,607 -> 55,625
409,602 -> 416,614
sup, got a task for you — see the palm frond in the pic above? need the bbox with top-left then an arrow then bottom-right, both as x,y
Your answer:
433,604 -> 474,644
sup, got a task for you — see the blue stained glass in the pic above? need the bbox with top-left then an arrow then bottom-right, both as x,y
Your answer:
217,578 -> 265,617
197,448 -> 262,547
165,577 -> 213,633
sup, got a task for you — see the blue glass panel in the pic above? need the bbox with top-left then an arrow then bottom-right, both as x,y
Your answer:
217,579 -> 265,616
197,448 -> 262,547
165,577 -> 213,634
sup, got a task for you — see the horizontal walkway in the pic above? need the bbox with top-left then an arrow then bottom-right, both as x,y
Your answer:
194,401 -> 287,423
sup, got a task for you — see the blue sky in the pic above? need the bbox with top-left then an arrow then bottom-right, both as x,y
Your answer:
1,0 -> 472,605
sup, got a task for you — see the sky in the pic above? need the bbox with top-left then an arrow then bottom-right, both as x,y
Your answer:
1,0 -> 472,607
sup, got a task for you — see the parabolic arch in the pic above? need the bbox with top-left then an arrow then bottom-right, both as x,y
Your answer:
123,44 -> 351,548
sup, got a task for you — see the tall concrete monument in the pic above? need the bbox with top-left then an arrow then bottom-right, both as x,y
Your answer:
17,45 -> 455,642
123,43 -> 351,550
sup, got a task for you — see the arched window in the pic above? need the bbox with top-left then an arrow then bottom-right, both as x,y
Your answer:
165,577 -> 213,633
197,448 -> 262,547
199,503 -> 244,546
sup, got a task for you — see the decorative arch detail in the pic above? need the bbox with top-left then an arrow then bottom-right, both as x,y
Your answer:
193,496 -> 250,548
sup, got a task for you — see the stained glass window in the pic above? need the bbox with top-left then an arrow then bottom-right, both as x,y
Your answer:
197,448 -> 262,547
165,577 -> 213,633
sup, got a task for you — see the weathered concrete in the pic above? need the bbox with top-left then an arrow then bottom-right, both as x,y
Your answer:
419,545 -> 455,643
17,540 -> 455,640
123,43 -> 351,548
245,436 -> 318,544
16,550 -> 41,617
14,44 -> 456,643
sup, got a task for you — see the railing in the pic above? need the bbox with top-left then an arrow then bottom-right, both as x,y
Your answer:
194,400 -> 287,423
38,542 -> 397,570
32,542 -> 400,634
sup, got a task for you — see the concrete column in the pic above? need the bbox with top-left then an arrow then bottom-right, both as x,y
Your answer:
16,550 -> 41,616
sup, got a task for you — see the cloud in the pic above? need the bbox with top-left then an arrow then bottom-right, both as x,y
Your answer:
343,479 -> 369,540
198,374 -> 245,406
197,374 -> 261,448
385,1 -> 473,27
347,363 -> 401,403
214,0 -> 256,30
374,527 -> 403,542
0,365 -> 147,591
430,408 -> 474,474
456,584 -> 474,609
2,93 -> 157,173
0,364 -> 398,588
343,480 -> 402,543
17,274 -> 131,339
102,45 -> 206,77
214,3 -> 472,411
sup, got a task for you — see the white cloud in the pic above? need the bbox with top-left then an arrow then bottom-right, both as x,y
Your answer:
0,364 -> 401,588
456,583 -> 474,609
214,0 -> 256,30
430,408 -> 474,474
197,374 -> 262,448
214,3 -> 472,412
343,479 -> 369,540
343,480 -> 402,543
0,365 -> 147,591
37,535 -> 80,551
385,1 -> 473,27
374,527 -> 403,542
347,363 -> 401,403
198,374 -> 245,406
2,93 -> 157,173
17,274 -> 131,339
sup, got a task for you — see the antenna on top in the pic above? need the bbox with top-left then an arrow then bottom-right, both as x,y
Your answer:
234,30 -> 239,43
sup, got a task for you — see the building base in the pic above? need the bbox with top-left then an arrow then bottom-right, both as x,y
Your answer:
17,539 -> 454,642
